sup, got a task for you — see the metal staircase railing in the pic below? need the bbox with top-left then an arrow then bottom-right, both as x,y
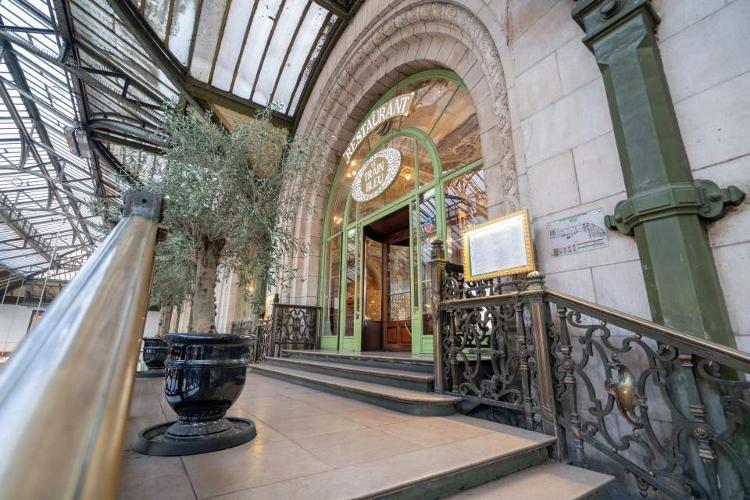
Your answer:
430,244 -> 750,499
0,192 -> 161,500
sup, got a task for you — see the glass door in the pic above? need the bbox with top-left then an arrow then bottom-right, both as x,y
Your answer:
383,240 -> 412,351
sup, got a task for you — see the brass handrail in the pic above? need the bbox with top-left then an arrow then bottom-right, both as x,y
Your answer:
439,286 -> 750,372
0,192 -> 162,500
546,289 -> 750,372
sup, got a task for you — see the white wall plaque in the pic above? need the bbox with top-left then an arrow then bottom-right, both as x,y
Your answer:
351,148 -> 401,202
547,207 -> 609,257
463,210 -> 536,280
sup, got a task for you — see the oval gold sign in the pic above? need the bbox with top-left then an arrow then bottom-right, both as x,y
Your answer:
351,148 -> 402,202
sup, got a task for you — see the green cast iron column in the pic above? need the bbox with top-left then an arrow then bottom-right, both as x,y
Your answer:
572,0 -> 745,346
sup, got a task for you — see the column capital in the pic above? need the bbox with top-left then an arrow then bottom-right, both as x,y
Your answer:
572,0 -> 659,46
606,180 -> 746,235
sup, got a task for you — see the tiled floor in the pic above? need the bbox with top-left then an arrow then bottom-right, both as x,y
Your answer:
119,373 -> 550,500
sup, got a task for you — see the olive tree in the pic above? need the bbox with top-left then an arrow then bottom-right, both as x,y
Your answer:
150,233 -> 195,336
141,108 -> 322,333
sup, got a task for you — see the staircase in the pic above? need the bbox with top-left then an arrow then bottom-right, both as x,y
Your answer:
252,349 -> 457,416
251,350 -> 613,499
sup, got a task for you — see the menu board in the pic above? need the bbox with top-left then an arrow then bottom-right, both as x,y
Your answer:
463,210 -> 536,280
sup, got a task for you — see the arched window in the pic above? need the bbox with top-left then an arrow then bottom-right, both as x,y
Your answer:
320,70 -> 487,354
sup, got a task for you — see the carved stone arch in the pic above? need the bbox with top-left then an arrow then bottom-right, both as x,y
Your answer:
283,1 -> 517,303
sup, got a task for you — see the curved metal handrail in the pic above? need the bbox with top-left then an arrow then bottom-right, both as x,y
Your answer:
546,289 -> 750,372
0,192 -> 162,500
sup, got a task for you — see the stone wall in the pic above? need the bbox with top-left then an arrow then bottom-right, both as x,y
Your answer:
271,0 -> 749,345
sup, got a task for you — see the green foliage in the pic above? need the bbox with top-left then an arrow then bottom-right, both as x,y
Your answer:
136,107 -> 323,312
150,233 -> 195,307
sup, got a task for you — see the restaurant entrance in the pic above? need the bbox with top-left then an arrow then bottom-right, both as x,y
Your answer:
362,206 -> 412,351
319,70 -> 489,355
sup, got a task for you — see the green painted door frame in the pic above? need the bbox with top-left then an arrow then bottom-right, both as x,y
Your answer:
317,70 -> 485,355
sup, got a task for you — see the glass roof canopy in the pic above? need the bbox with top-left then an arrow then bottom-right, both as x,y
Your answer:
0,0 -> 358,288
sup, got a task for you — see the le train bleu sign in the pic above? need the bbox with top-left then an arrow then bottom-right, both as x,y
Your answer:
346,92 -> 415,203
352,148 -> 402,202
343,92 -> 415,163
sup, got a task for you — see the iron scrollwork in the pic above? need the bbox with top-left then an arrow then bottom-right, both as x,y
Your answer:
550,304 -> 750,499
440,295 -> 541,430
270,304 -> 319,354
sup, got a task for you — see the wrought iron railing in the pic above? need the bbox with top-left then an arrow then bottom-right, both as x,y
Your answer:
268,303 -> 319,356
0,192 -> 161,500
430,241 -> 750,499
232,303 -> 319,361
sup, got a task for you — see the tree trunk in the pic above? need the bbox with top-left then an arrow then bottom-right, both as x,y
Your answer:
192,238 -> 223,333
158,303 -> 172,337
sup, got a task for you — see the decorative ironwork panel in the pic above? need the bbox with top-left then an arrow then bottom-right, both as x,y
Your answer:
442,262 -> 526,300
548,298 -> 750,499
440,296 -> 541,430
272,304 -> 319,352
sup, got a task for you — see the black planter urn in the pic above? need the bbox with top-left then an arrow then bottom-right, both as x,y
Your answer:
142,337 -> 168,370
134,333 -> 256,456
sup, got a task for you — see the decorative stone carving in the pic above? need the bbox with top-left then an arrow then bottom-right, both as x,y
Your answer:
299,0 -> 520,212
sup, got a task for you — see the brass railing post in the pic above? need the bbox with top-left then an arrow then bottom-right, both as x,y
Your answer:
514,295 -> 534,429
0,191 -> 162,500
429,239 -> 446,393
526,272 -> 563,453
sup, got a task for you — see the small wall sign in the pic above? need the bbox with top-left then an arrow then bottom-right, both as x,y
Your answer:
351,148 -> 401,202
343,92 -> 415,162
463,209 -> 536,280
547,207 -> 608,257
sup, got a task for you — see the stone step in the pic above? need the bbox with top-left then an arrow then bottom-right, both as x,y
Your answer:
266,356 -> 435,392
281,349 -> 434,373
448,462 -> 614,499
217,414 -> 559,499
251,363 -> 459,416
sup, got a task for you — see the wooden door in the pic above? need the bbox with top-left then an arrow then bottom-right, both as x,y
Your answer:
383,241 -> 412,351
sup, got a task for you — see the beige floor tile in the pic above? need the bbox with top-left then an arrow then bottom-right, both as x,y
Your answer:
377,416 -> 491,447
246,399 -> 331,421
227,409 -> 288,445
335,406 -> 416,428
181,438 -> 332,499
264,412 -> 365,439
233,394 -> 294,410
293,427 -> 425,468
118,451 -> 195,500
308,397 -> 376,413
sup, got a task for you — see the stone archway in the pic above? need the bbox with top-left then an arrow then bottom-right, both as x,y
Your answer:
281,0 -> 517,304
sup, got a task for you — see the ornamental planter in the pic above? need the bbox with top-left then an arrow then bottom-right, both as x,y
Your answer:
142,337 -> 168,370
134,333 -> 256,456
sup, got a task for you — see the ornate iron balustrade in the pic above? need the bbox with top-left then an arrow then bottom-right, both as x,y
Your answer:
429,241 -> 750,499
545,291 -> 750,499
269,304 -> 319,355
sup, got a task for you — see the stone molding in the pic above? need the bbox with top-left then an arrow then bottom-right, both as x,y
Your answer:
283,0 -> 517,303
299,0 -> 519,211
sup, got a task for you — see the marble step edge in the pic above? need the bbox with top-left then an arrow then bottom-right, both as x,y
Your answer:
281,349 -> 435,366
447,462 -> 615,500
266,356 -> 435,382
363,441 -> 554,500
251,364 -> 460,415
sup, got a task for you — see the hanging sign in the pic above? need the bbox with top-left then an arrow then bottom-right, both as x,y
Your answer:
343,92 -> 415,162
463,209 -> 536,280
351,148 -> 401,202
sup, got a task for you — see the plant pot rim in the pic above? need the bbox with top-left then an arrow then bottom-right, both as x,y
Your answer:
166,332 -> 254,345
143,337 -> 168,343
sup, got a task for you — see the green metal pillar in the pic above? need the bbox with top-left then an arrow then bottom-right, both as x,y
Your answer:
572,0 -> 745,346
